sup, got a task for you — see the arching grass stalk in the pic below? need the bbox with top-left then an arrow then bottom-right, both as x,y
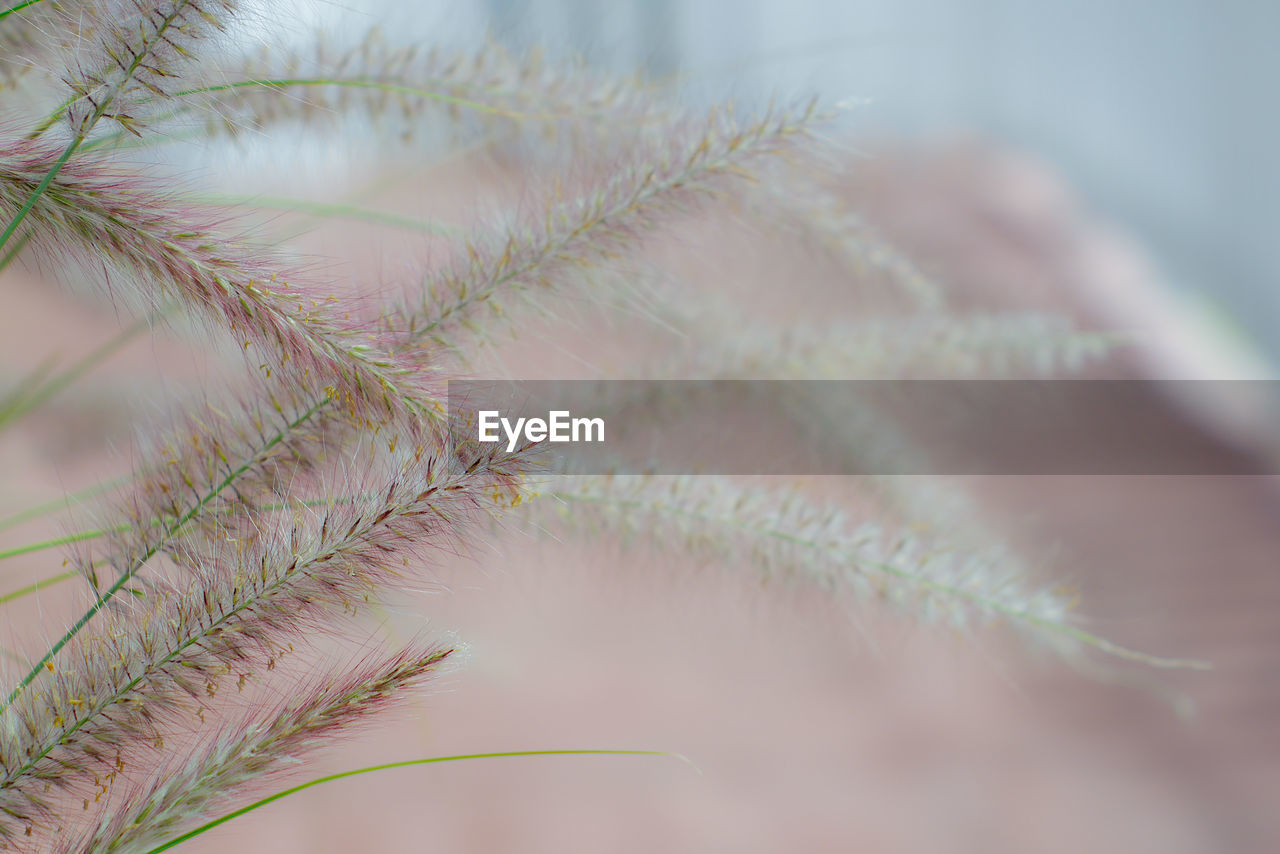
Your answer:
0,398 -> 329,713
0,570 -> 77,606
0,138 -> 76,257
0,8 -> 1212,845
25,75 -> 565,143
179,77 -> 577,120
0,443 -> 528,839
4,102 -> 822,718
1,1 -> 222,254
0,1 -> 43,22
145,750 -> 686,853
0,143 -> 435,422
0,390 -> 342,714
0,529 -> 124,565
0,491 -> 374,569
536,478 -> 1211,670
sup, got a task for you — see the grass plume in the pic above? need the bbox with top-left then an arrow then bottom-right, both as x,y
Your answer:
0,440 -> 526,840
385,101 -> 822,362
178,29 -> 665,143
0,141 -> 432,422
526,474 -> 1205,668
0,8 -> 1199,848
56,643 -> 457,854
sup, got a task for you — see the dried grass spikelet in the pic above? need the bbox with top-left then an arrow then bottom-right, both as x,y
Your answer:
190,28 -> 667,142
524,474 -> 1199,668
761,312 -> 1118,378
636,282 -> 1118,380
64,387 -> 347,599
382,100 -> 824,363
53,0 -> 238,138
0,439 -> 527,841
556,281 -> 1115,534
57,99 -> 827,606
0,140 -> 434,423
561,283 -> 1119,610
528,474 -> 1068,633
56,643 -> 457,854
0,99 -> 832,732
741,163 -> 948,310
0,0 -> 1204,847
7,93 -> 829,678
4,2 -> 231,102
0,384 -> 377,724
0,93 -> 822,705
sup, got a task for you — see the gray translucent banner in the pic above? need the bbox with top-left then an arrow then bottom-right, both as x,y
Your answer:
446,380 -> 1278,475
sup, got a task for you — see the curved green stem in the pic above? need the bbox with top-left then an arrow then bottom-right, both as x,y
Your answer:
174,77 -> 575,121
0,399 -> 330,711
0,475 -> 130,533
147,750 -> 684,853
0,527 -> 125,563
0,494 -> 355,570
3,1 -> 197,252
0,136 -> 80,257
0,0 -> 43,22
0,570 -> 76,605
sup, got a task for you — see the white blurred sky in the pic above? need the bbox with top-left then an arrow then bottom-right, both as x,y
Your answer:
241,0 -> 1279,364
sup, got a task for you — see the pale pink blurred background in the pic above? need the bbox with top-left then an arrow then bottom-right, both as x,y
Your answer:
3,135 -> 1279,853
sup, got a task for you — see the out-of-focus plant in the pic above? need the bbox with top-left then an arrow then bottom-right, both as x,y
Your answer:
0,2 -> 1198,850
